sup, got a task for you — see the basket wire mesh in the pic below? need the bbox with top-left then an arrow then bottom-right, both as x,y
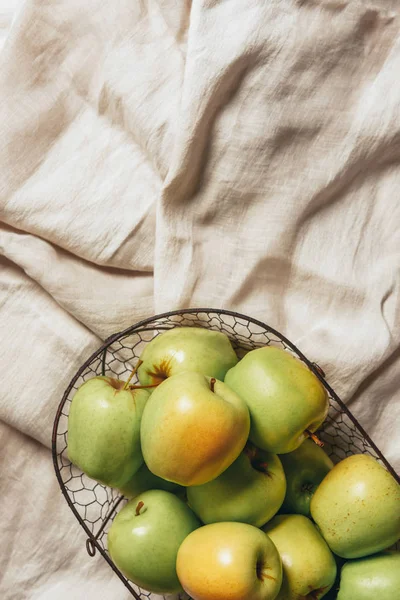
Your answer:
52,309 -> 400,600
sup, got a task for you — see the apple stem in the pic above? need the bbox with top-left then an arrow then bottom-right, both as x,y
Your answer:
135,501 -> 144,516
130,383 -> 160,389
244,443 -> 271,476
305,430 -> 324,447
257,462 -> 269,471
123,360 -> 144,390
244,442 -> 257,461
210,378 -> 216,393
307,585 -> 329,599
256,561 -> 276,582
254,460 -> 272,477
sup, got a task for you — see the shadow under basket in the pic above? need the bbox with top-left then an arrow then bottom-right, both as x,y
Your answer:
52,308 -> 400,600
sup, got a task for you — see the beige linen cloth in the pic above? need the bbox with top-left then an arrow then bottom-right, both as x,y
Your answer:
1,1 -> 400,598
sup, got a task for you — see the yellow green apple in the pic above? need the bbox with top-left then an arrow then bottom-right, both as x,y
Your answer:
176,522 -> 282,600
337,551 -> 400,600
310,454 -> 400,559
224,346 -> 328,454
279,439 -> 333,516
118,462 -> 184,499
68,376 -> 149,488
108,489 -> 200,594
140,371 -> 250,486
263,514 -> 337,599
187,443 -> 286,527
137,326 -> 238,385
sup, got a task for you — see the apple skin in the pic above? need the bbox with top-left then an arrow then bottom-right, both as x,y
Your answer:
279,439 -> 333,516
263,514 -> 337,600
108,489 -> 200,594
310,454 -> 400,559
187,444 -> 286,527
224,346 -> 328,454
140,371 -> 250,486
337,551 -> 400,600
68,376 -> 149,488
118,462 -> 184,499
137,326 -> 238,385
176,522 -> 282,600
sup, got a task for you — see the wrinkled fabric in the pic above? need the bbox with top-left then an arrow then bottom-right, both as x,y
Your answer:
0,1 -> 399,599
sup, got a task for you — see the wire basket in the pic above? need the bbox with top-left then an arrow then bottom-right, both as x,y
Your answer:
52,308 -> 399,600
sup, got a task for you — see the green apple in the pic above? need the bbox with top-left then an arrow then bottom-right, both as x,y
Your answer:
263,514 -> 337,599
140,371 -> 250,486
118,462 -> 184,499
187,443 -> 286,527
310,454 -> 400,559
137,326 -> 238,385
108,489 -> 200,594
177,522 -> 282,600
68,376 -> 149,488
279,439 -> 333,516
337,551 -> 400,600
224,346 -> 328,453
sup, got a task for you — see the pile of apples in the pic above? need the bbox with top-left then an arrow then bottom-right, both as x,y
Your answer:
67,327 -> 400,600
